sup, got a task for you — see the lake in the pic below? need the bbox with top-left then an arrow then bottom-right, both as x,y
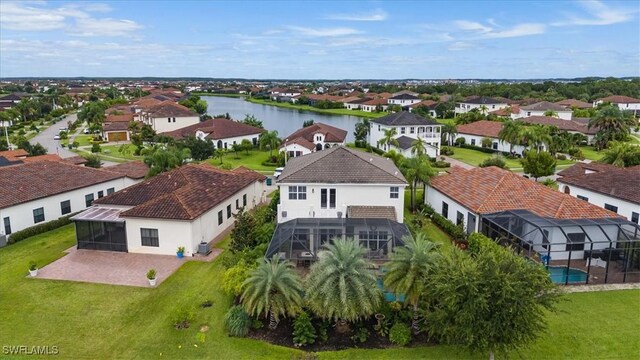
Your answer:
202,96 -> 363,142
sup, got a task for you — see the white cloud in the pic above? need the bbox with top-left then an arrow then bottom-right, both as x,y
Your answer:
73,18 -> 143,37
454,20 -> 545,39
454,20 -> 492,33
325,9 -> 387,21
448,41 -> 474,51
0,2 -> 67,31
287,26 -> 361,37
552,0 -> 635,26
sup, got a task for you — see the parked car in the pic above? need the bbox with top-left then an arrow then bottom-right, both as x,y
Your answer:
53,135 -> 60,140
83,128 -> 90,134
273,167 -> 284,178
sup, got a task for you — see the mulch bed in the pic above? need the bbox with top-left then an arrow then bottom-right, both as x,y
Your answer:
247,317 -> 435,352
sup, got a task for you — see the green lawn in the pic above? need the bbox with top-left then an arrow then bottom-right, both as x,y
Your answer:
246,98 -> 386,119
449,147 -> 575,170
206,149 -> 277,172
73,134 -> 93,146
579,145 -> 604,162
100,144 -> 145,161
1,225 -> 638,359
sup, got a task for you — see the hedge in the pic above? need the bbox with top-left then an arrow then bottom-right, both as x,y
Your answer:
467,232 -> 497,255
7,213 -> 78,244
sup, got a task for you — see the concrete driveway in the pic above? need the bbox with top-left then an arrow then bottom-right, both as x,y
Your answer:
30,113 -> 78,158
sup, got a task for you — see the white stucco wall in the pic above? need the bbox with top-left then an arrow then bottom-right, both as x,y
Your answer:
277,183 -> 407,223
388,98 -> 422,106
369,123 -> 442,153
516,109 -> 573,120
425,186 -> 479,232
455,102 -> 508,114
593,101 -> 640,111
557,182 -> 640,223
207,133 -> 262,150
279,143 -> 313,157
455,133 -> 529,155
147,115 -> 200,133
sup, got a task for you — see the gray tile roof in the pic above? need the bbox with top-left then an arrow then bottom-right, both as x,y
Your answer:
395,136 -> 415,150
520,101 -> 569,112
347,206 -> 397,221
277,146 -> 407,185
371,111 -> 440,126
463,96 -> 506,105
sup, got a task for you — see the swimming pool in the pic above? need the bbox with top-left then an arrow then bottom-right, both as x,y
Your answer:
376,279 -> 406,302
548,266 -> 588,284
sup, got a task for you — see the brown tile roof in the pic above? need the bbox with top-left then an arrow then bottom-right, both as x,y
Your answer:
103,122 -> 130,132
429,166 -> 621,219
489,105 -> 520,116
0,149 -> 28,160
132,97 -> 163,109
597,95 -> 640,104
146,101 -> 198,118
161,118 -> 264,140
95,164 -> 265,220
347,206 -> 397,221
283,123 -> 347,144
557,162 -> 617,178
456,120 -> 503,138
63,156 -> 88,165
0,161 -> 124,209
556,99 -> 592,109
104,161 -> 149,179
362,97 -> 389,106
277,146 -> 406,185
557,165 -> 640,204
105,114 -> 134,123
281,137 -> 316,151
409,100 -> 437,108
21,154 -> 63,163
516,116 -> 597,135
520,101 -> 570,112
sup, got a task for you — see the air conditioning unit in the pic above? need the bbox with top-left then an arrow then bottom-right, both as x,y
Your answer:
0,234 -> 6,248
282,211 -> 287,218
198,242 -> 211,255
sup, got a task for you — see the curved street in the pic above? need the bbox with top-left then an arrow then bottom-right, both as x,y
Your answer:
30,113 -> 78,158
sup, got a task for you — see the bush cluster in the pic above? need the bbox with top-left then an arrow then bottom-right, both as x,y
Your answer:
389,322 -> 412,346
7,213 -> 76,244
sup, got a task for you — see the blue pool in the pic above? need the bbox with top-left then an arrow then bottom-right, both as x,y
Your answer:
548,266 -> 588,284
376,279 -> 405,302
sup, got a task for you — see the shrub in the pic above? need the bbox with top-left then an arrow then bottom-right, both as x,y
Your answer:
454,137 -> 466,145
556,154 -> 567,160
467,232 -> 496,256
542,178 -> 558,189
7,213 -> 76,244
479,155 -> 508,169
389,322 -> 412,346
440,146 -> 455,156
29,261 -> 37,271
316,320 -> 330,342
431,213 -> 467,242
292,311 -> 316,347
219,163 -> 233,170
351,324 -> 370,343
221,259 -> 254,296
481,137 -> 493,148
171,307 -> 195,329
567,148 -> 585,161
252,319 -> 264,329
146,269 -> 157,280
224,305 -> 251,337
433,160 -> 450,168
91,143 -> 102,153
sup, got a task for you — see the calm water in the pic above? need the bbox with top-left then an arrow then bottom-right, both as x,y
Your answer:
202,96 -> 363,142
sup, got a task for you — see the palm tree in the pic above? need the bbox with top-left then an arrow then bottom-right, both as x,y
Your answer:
242,256 -> 304,330
497,120 -> 523,153
259,130 -> 280,157
410,137 -> 427,157
600,141 -> 640,167
384,233 -> 440,333
383,149 -> 404,167
305,238 -> 382,326
543,110 -> 559,117
377,128 -> 399,151
14,99 -> 36,122
521,125 -> 551,151
441,123 -> 457,146
478,105 -> 489,115
589,105 -> 636,150
401,156 -> 436,212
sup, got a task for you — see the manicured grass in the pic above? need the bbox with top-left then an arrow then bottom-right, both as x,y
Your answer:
1,225 -> 638,359
579,145 -> 604,162
101,144 -> 145,161
70,148 -> 129,163
449,147 -> 575,170
73,134 -> 93,147
246,98 -> 386,119
205,149 -> 277,172
436,118 -> 456,126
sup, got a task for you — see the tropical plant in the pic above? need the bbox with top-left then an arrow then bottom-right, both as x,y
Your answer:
29,261 -> 37,271
231,143 -> 242,158
241,256 -> 304,330
354,119 -> 370,146
292,311 -> 317,347
479,155 -> 508,169
543,110 -> 558,117
146,269 -> 156,280
384,233 -> 440,333
589,105 -> 635,149
259,130 -> 280,157
481,137 -> 493,148
224,305 -> 252,337
83,154 -> 102,168
305,238 -> 382,325
497,120 -> 523,153
600,141 -> 640,167
214,148 -> 225,164
478,104 -> 489,115
441,123 -> 457,146
521,125 -> 552,151
401,156 -> 436,212
241,139 -> 253,155
377,128 -> 399,151
143,146 -> 191,177
222,259 -> 255,296
383,150 -> 404,167
389,322 -> 412,346
520,150 -> 556,181
410,137 -> 427,157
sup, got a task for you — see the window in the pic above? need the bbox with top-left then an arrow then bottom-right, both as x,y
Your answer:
541,230 -> 550,250
85,194 -> 94,207
218,211 -> 223,225
236,199 -> 239,209
288,186 -> 307,200
107,188 -> 115,195
442,202 -> 449,218
329,189 -> 336,209
3,217 -> 11,235
410,127 -> 415,134
632,212 -> 639,224
60,200 -> 71,215
604,204 -> 618,213
227,205 -> 232,219
243,194 -> 247,207
527,112 -> 531,116
140,228 -> 159,247
97,191 -> 104,199
471,139 -> 476,146
320,189 -> 336,209
492,142 -> 498,150
390,186 -> 399,199
168,117 -> 171,123
33,207 -> 45,224
565,233 -> 585,252
400,127 -> 406,134
378,125 -> 381,131
456,211 -> 464,226
577,195 -> 588,201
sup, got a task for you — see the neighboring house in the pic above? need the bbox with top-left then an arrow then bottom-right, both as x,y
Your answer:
70,164 -> 267,255
516,116 -> 598,143
268,146 -> 411,263
280,122 -> 347,158
0,161 -> 141,239
593,95 -> 640,113
557,163 -> 640,224
387,93 -> 422,107
161,117 -> 265,150
102,113 -> 136,142
455,120 -> 529,155
489,105 -> 520,118
517,101 -> 573,120
360,98 -> 389,112
455,96 -> 508,115
139,101 -> 200,133
425,166 -> 639,284
556,99 -> 592,109
370,111 -> 442,157
409,100 -> 438,117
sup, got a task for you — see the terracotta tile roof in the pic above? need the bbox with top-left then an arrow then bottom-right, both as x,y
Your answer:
161,118 -> 264,140
63,156 -> 88,165
105,114 -> 134,123
282,137 -> 316,151
409,100 -> 437,108
283,123 -> 347,144
21,154 -> 63,163
146,101 -> 198,118
0,149 -> 28,160
103,122 -> 130,132
520,101 -> 570,112
132,97 -> 163,109
277,146 -> 406,185
95,164 -> 265,220
429,166 -> 621,219
347,206 -> 397,221
0,161 -> 124,209
557,165 -> 640,204
556,99 -> 592,109
597,95 -> 640,104
372,111 -> 439,126
456,120 -> 503,138
489,105 -> 519,116
362,97 -> 389,106
557,162 -> 617,178
104,161 -> 149,179
516,116 -> 597,135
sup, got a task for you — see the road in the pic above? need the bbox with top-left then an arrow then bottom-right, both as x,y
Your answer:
30,113 -> 78,158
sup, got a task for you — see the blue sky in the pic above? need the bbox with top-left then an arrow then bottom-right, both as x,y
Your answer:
0,0 -> 638,79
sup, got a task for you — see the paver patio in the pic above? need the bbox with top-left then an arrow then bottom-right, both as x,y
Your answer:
35,247 -> 222,287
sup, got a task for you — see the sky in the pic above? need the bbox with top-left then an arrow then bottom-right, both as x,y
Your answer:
0,0 -> 639,79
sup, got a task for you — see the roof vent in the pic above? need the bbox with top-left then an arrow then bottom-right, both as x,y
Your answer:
369,158 -> 373,162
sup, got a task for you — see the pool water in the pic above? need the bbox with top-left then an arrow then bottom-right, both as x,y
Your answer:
548,266 -> 588,284
376,279 -> 406,302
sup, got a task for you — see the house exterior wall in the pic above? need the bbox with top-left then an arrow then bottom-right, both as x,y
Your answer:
0,177 -> 129,237
425,186 -> 479,232
516,109 -> 573,120
369,123 -> 442,153
593,101 -> 640,111
455,102 -> 508,114
556,182 -> 640,223
388,98 -> 422,106
455,133 -> 529,155
531,224 -> 620,261
279,143 -> 313,158
361,104 -> 388,112
205,133 -> 261,150
277,183 -> 407,224
145,115 -> 200,133
105,130 -> 130,142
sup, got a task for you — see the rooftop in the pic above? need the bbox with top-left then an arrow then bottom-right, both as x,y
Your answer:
283,122 -> 347,144
456,120 -> 503,138
555,99 -> 592,109
161,117 -> 264,140
557,165 -> 640,204
516,116 -> 597,135
371,111 -> 439,126
146,101 -> 198,118
462,96 -> 506,105
597,95 -> 640,104
104,161 -> 149,180
520,101 -> 570,112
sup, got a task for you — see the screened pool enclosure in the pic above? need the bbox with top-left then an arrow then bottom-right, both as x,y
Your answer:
481,209 -> 640,285
266,218 -> 411,266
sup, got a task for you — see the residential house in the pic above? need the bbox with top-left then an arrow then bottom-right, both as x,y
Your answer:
267,146 -> 411,263
139,101 -> 200,133
593,95 -> 640,116
387,93 -> 422,107
370,111 -> 442,157
409,100 -> 438,118
280,122 -> 347,158
360,98 -> 389,112
455,96 -> 509,115
0,161 -> 143,239
516,116 -> 597,144
425,166 -> 639,284
557,163 -> 640,224
517,101 -> 573,120
455,120 -> 528,155
70,164 -> 267,255
102,113 -> 135,142
161,117 -> 265,150
556,99 -> 592,109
